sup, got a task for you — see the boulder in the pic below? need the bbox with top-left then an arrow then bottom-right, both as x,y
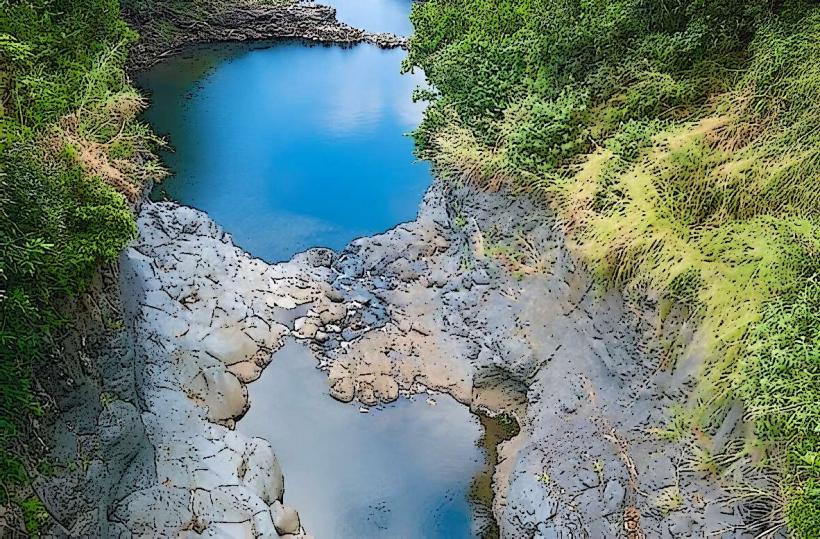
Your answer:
270,501 -> 300,535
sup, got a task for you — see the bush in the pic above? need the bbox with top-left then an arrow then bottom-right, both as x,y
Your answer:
504,91 -> 589,173
0,0 -> 154,510
741,279 -> 820,538
408,0 -> 820,533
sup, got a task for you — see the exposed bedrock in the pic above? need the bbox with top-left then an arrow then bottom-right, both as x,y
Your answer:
37,181 -> 762,537
37,202 -> 333,537
291,180 -> 759,538
127,1 -> 407,71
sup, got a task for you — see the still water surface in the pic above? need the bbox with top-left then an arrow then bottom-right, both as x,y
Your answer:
135,4 -> 493,536
137,41 -> 429,262
330,0 -> 416,35
241,343 -> 489,538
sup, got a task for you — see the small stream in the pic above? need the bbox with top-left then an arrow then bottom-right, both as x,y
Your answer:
134,3 -> 502,537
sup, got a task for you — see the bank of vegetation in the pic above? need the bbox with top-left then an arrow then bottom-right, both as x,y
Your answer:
0,0 -> 165,531
406,1 -> 819,535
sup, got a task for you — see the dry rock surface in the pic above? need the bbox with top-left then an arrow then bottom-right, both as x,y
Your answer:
286,180 -> 763,538
38,182 -> 765,537
38,202 -> 334,537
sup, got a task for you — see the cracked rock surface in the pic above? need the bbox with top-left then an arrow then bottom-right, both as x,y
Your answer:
38,202 -> 331,537
289,180 -> 763,538
38,180 -> 768,537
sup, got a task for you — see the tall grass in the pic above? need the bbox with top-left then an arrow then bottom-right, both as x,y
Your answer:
408,1 -> 820,534
1,1 -> 164,527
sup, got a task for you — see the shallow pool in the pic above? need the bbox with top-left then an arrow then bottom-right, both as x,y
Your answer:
239,342 -> 488,538
136,40 -> 429,262
134,11 -> 495,538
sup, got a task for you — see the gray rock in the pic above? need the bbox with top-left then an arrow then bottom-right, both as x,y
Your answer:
271,501 -> 300,535
602,480 -> 626,515
305,248 -> 335,268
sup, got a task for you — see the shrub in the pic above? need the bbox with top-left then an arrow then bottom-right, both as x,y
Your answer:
408,0 -> 820,533
0,0 -> 157,510
741,279 -> 820,538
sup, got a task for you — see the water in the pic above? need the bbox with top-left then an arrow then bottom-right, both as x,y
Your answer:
330,0 -> 416,36
135,7 -> 496,537
240,343 -> 487,538
136,41 -> 429,262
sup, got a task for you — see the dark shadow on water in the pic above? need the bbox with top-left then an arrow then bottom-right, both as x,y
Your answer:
470,412 -> 521,539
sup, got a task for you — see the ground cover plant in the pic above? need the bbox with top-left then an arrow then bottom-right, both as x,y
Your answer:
406,1 -> 820,535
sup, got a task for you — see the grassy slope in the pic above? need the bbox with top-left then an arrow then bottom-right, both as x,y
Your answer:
406,1 -> 819,535
0,0 -> 165,531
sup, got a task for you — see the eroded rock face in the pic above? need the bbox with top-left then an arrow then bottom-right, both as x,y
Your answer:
109,202 -> 332,537
39,181 -> 763,537
283,181 -> 759,538
128,1 -> 407,71
39,201 -> 332,537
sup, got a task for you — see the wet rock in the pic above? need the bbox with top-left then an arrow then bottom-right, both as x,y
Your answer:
494,337 -> 539,382
181,353 -> 248,422
98,401 -> 145,470
329,377 -> 355,403
503,473 -> 561,535
94,202 -> 331,536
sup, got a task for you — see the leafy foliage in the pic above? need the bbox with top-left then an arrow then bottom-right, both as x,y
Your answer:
408,0 -> 820,533
0,0 -> 161,513
741,280 -> 820,539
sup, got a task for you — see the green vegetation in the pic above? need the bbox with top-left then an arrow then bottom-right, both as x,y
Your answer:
406,0 -> 819,534
0,0 -> 163,520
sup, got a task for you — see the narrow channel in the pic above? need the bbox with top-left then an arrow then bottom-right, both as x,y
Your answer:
134,3 -> 504,537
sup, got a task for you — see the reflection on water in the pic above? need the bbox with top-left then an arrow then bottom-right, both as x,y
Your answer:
135,28 -> 500,539
329,0 -> 416,36
470,413 -> 521,538
239,342 -> 487,538
135,41 -> 430,262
